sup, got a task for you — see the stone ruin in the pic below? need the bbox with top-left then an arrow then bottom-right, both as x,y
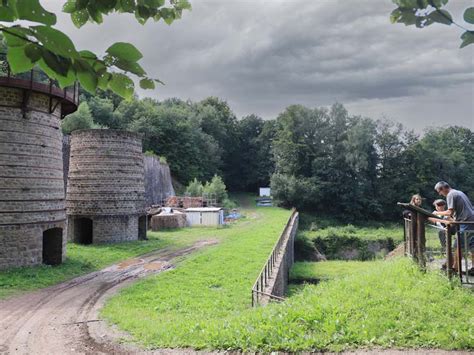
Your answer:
0,80 -> 79,269
66,129 -> 147,244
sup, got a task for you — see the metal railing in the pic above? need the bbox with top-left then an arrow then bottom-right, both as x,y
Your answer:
0,52 -> 79,116
251,209 -> 298,306
399,203 -> 473,285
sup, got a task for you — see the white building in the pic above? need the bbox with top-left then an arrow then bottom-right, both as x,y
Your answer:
185,207 -> 224,226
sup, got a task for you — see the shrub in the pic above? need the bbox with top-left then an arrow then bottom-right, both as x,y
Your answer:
185,178 -> 204,197
203,175 -> 228,203
61,102 -> 100,134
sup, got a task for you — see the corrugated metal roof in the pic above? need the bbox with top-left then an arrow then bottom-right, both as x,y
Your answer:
185,207 -> 223,212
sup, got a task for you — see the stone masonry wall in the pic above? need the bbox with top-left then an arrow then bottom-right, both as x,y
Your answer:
144,155 -> 175,206
68,215 -> 140,244
66,129 -> 146,243
0,86 -> 66,270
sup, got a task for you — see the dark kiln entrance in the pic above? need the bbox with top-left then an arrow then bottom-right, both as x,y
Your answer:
42,228 -> 63,265
74,218 -> 93,245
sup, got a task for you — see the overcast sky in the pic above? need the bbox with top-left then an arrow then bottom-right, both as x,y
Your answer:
47,0 -> 473,132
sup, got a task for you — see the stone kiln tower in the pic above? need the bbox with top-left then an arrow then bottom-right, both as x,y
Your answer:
0,60 -> 79,269
66,129 -> 147,244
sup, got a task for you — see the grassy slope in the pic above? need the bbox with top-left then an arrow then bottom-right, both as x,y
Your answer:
100,206 -> 291,348
0,225 -> 242,299
291,260 -> 375,281
204,258 -> 474,352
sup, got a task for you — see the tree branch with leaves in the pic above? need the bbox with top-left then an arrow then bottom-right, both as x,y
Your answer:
0,0 -> 191,99
390,0 -> 474,48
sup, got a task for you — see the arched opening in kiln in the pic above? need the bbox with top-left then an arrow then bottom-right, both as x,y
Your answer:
42,228 -> 63,265
74,217 -> 93,245
138,215 -> 147,240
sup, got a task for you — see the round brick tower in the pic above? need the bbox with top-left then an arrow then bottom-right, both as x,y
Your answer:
66,129 -> 147,244
0,60 -> 79,269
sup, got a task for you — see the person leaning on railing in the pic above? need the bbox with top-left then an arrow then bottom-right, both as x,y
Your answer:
433,181 -> 474,276
403,194 -> 423,219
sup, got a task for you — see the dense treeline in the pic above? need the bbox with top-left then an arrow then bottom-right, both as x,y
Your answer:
62,91 -> 473,221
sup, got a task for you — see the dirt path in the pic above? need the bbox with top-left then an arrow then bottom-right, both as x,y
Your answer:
0,240 -> 218,355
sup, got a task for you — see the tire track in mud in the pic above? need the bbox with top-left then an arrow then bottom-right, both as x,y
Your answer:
0,239 -> 218,355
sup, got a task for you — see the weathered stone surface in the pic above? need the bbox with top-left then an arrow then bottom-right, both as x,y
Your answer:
66,129 -> 146,244
0,87 -> 67,270
144,156 -> 175,206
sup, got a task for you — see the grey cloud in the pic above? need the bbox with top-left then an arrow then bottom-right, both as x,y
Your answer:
46,0 -> 473,130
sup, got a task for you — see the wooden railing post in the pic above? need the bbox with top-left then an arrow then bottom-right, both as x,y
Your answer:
416,212 -> 426,269
410,212 -> 418,262
446,224 -> 453,279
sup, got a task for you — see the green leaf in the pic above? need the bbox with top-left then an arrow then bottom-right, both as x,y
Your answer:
460,31 -> 474,48
62,1 -> 76,13
95,0 -> 117,13
24,43 -> 42,62
74,59 -> 97,93
390,9 -> 402,24
0,6 -> 16,21
159,8 -> 175,25
139,78 -> 155,89
463,7 -> 474,24
113,59 -> 146,76
79,50 -> 97,60
2,27 -> 30,47
16,0 -> 56,26
75,0 -> 89,10
97,72 -> 111,90
87,4 -> 103,23
118,0 -> 135,13
36,56 -> 76,87
106,42 -> 143,62
40,49 -> 71,77
7,46 -> 34,73
71,9 -> 89,28
108,72 -> 134,99
398,10 -> 417,26
428,9 -> 452,25
32,25 -> 80,59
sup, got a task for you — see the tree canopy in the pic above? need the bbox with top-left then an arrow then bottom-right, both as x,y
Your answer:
0,0 -> 191,98
66,91 -> 474,222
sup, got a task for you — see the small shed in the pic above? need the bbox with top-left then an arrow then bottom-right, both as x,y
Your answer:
185,207 -> 224,226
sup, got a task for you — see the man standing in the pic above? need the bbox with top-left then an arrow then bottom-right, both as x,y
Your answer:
434,181 -> 474,275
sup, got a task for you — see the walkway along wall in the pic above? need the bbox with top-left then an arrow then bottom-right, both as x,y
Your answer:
144,155 -> 175,207
252,210 -> 299,306
66,130 -> 147,244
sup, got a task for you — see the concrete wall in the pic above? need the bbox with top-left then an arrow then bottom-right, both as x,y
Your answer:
259,211 -> 299,304
0,86 -> 67,269
144,155 -> 175,206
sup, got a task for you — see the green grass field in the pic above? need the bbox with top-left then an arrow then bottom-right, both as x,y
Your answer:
203,258 -> 473,352
290,260 -> 375,282
100,206 -> 291,347
99,206 -> 473,352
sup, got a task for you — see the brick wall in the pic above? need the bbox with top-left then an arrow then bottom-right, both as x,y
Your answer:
66,129 -> 146,243
0,86 -> 66,270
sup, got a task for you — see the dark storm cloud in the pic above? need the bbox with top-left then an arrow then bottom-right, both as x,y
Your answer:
47,0 -> 473,131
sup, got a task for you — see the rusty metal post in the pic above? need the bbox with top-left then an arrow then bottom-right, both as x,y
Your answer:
403,219 -> 407,255
416,212 -> 426,269
456,230 -> 463,283
446,225 -> 453,279
410,212 -> 418,262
